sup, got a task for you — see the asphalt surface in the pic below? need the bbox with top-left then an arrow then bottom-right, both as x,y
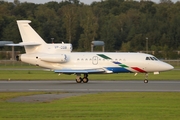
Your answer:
0,80 -> 180,92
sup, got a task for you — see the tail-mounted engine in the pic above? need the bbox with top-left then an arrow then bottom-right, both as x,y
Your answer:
39,54 -> 67,63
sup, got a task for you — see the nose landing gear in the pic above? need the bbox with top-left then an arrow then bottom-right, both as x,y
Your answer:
144,73 -> 148,83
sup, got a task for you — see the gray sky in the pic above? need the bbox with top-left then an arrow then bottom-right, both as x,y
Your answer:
6,0 -> 180,4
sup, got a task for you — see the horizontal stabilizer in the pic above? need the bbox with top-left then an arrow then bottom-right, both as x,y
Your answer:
54,68 -> 105,74
6,42 -> 41,46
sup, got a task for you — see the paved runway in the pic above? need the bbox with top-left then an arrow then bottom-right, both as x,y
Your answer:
0,80 -> 180,92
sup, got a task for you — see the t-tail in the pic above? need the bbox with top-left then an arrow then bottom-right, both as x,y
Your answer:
16,20 -> 46,53
6,20 -> 72,54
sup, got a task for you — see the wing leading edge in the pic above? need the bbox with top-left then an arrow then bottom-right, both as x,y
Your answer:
54,68 -> 112,74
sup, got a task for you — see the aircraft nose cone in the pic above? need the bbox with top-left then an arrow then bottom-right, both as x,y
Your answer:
168,64 -> 174,70
155,62 -> 174,72
164,63 -> 174,71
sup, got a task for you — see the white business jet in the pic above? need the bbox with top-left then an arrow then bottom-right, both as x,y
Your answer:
7,20 -> 174,83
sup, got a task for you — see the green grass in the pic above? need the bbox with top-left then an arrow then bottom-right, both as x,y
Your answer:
0,92 -> 180,120
0,64 -> 179,80
0,92 -> 46,101
0,69 -> 179,80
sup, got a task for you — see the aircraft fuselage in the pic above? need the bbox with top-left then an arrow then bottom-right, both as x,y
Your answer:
19,52 -> 173,74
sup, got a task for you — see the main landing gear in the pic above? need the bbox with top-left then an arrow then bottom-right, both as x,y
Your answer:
75,73 -> 149,83
76,74 -> 89,83
144,73 -> 148,83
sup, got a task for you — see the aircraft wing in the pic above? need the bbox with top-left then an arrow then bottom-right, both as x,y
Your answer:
54,68 -> 112,74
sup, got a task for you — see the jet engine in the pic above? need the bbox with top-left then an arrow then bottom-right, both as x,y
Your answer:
39,54 -> 67,63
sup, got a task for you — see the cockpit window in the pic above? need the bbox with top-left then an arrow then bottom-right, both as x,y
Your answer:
153,57 -> 158,61
146,57 -> 150,60
146,56 -> 159,61
150,57 -> 154,60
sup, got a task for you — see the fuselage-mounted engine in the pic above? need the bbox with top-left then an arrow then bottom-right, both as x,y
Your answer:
39,54 -> 67,63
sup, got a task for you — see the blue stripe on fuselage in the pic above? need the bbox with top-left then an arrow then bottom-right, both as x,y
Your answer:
113,61 -> 121,64
105,67 -> 132,73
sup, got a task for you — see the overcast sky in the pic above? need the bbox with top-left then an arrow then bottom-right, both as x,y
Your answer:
6,0 -> 179,4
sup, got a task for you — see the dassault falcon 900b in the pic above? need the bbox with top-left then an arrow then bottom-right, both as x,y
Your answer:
7,20 -> 174,83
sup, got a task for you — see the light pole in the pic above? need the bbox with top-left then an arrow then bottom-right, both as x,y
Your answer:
91,41 -> 105,52
146,37 -> 148,53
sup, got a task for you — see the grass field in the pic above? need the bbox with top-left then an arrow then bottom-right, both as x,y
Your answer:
0,92 -> 180,120
0,69 -> 179,81
0,63 -> 180,120
0,62 -> 179,80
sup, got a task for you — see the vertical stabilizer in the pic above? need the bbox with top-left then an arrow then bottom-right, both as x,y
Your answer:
17,20 -> 46,53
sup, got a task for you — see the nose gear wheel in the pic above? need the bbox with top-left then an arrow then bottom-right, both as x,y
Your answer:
144,73 -> 148,83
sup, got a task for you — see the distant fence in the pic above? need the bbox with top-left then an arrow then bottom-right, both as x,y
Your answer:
0,60 -> 30,66
0,51 -> 20,60
0,60 -> 179,67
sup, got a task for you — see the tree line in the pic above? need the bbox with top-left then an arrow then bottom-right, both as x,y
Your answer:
0,0 -> 180,59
